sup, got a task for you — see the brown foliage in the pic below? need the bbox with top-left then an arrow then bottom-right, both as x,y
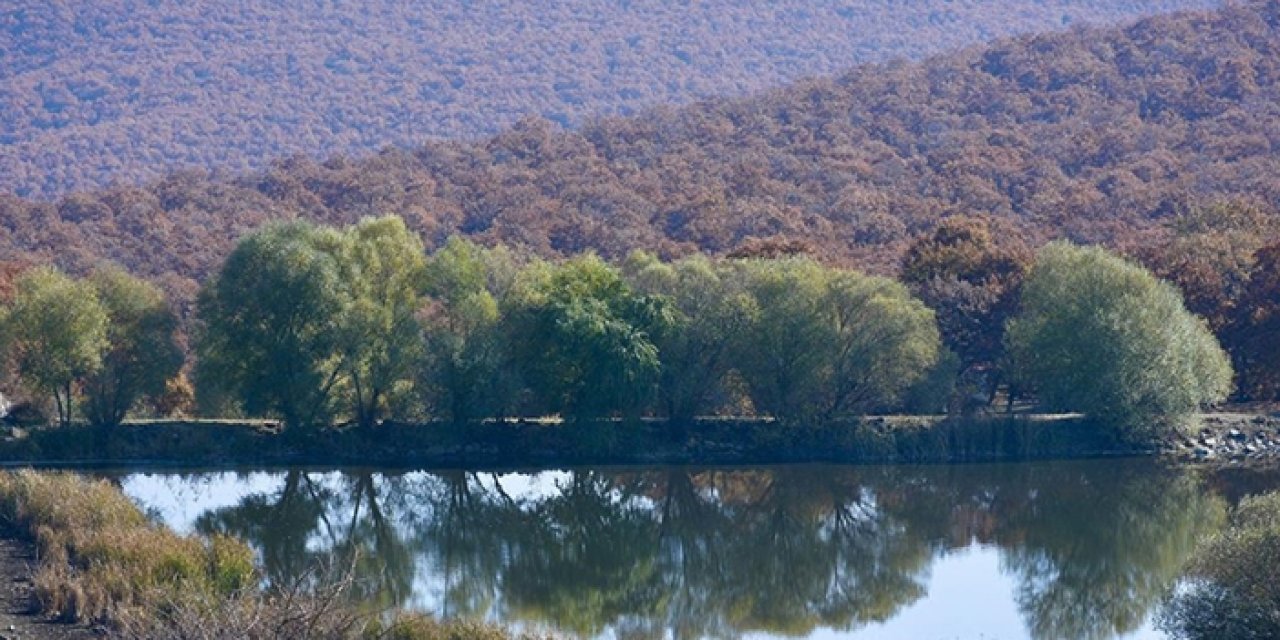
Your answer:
0,2 -> 1277,315
1137,199 -> 1277,333
1230,242 -> 1280,399
900,216 -> 1030,389
0,1 -> 1216,199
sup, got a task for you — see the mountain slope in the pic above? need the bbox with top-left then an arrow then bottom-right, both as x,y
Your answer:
0,0 -> 1218,198
1,1 -> 1278,307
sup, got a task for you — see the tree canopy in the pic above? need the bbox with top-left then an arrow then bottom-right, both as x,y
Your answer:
336,217 -> 428,427
0,268 -> 108,427
732,258 -> 940,422
195,221 -> 351,429
419,238 -> 520,423
900,215 -> 1030,400
505,255 -> 672,421
1,2 -> 1278,309
622,252 -> 752,424
1006,242 -> 1232,437
0,0 -> 1213,198
82,267 -> 183,428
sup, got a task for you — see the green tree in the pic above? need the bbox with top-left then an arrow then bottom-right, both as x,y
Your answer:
420,238 -> 519,423
1006,242 -> 1232,438
730,258 -> 833,420
1,267 -> 108,427
337,217 -> 428,427
731,258 -> 939,421
506,255 -> 671,420
823,271 -> 940,416
82,267 -> 184,428
195,222 -> 350,430
622,252 -> 751,425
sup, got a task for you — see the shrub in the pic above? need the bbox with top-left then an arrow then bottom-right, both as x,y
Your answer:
0,470 -> 525,640
1006,242 -> 1232,439
1158,492 -> 1280,639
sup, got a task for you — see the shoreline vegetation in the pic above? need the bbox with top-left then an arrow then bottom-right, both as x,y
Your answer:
0,471 -> 539,639
0,215 -> 1260,467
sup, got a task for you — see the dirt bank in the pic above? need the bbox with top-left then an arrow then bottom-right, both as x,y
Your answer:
0,537 -> 95,639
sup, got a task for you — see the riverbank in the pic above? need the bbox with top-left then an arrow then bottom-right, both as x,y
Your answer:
1165,412 -> 1280,462
4,412 -> 1278,469
0,536 -> 95,639
0,409 -> 1274,471
0,472 -> 536,639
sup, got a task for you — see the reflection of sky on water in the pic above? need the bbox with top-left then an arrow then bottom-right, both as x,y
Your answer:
115,465 -> 1207,640
123,470 -> 571,533
123,470 -> 581,618
839,547 -> 1158,640
122,471 -> 284,534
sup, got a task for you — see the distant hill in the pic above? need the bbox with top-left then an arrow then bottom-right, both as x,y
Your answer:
1,1 -> 1278,311
0,0 -> 1219,198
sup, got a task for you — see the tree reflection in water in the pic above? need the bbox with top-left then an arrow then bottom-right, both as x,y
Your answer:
161,462 -> 1225,640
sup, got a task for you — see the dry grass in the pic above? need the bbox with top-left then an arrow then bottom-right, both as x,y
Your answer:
0,470 -> 541,640
0,470 -> 255,623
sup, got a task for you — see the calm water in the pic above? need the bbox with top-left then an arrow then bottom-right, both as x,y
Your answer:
108,461 -> 1277,640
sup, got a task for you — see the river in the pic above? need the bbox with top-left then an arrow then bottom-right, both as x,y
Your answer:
107,460 -> 1277,640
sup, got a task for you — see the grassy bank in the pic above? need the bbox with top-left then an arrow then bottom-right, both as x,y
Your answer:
0,470 -> 539,639
0,414 -> 1170,469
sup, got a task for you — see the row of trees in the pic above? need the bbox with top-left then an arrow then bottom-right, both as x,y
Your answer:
193,216 -> 943,429
0,215 -> 1235,439
0,267 -> 182,428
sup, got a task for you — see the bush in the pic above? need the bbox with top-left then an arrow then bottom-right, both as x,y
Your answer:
1158,492 -> 1280,639
1006,242 -> 1232,440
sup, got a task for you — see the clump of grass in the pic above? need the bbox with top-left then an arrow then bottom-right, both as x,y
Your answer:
0,470 -> 255,623
0,470 -> 540,640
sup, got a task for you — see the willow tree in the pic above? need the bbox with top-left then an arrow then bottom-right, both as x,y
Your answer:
1,267 -> 109,427
420,237 -> 520,423
622,251 -> 752,425
731,258 -> 940,422
82,267 -> 184,428
338,217 -> 428,428
1006,242 -> 1232,439
196,222 -> 350,430
505,254 -> 671,420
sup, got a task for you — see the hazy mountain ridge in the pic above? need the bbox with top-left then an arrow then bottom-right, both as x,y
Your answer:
0,0 -> 1219,198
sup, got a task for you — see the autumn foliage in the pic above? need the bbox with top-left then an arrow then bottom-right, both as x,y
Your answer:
0,0 -> 1218,198
0,3 -> 1278,304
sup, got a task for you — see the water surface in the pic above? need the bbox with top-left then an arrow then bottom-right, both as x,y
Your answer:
111,461 -> 1268,640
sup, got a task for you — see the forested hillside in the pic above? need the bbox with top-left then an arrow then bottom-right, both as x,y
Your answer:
1,1 -> 1279,311
0,0 -> 1218,198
